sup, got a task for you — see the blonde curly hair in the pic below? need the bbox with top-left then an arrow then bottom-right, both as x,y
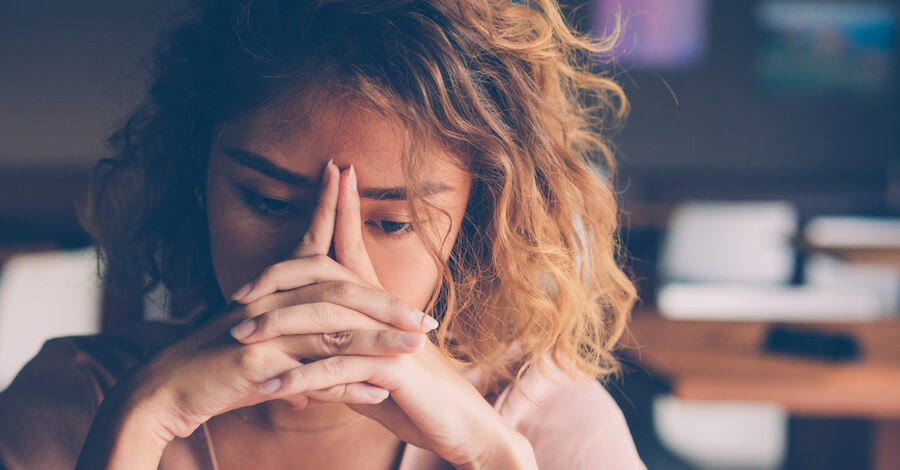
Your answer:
80,0 -> 636,396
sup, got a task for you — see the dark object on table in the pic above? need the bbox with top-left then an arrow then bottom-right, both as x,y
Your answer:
764,326 -> 861,362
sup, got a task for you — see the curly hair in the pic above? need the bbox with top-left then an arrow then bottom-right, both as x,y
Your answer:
79,0 -> 636,395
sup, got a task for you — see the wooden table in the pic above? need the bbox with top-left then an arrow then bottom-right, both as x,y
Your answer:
800,243 -> 900,266
623,311 -> 900,470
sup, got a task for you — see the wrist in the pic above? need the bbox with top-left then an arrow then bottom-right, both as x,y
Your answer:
75,378 -> 173,470
458,426 -> 537,470
117,352 -> 208,441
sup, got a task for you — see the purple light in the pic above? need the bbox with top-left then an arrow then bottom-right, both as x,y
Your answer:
595,0 -> 708,68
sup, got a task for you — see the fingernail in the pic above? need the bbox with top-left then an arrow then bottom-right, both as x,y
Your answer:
398,332 -> 425,349
231,281 -> 253,301
364,386 -> 389,401
412,310 -> 439,331
230,319 -> 257,340
258,377 -> 282,395
348,165 -> 357,192
323,158 -> 335,185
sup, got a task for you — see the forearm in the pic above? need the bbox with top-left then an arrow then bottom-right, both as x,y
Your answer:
75,380 -> 171,470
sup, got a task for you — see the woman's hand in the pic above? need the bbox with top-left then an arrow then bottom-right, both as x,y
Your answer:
139,161 -> 440,437
233,165 -> 537,469
76,161 -> 437,469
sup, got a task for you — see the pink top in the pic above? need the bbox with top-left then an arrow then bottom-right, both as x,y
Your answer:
0,321 -> 645,469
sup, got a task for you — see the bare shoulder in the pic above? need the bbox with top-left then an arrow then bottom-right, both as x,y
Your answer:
493,359 -> 646,470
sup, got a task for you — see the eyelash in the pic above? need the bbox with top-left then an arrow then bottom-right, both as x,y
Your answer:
366,220 -> 414,238
240,189 -> 296,217
241,188 -> 413,238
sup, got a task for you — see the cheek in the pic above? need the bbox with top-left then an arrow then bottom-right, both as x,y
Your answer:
365,214 -> 462,311
206,180 -> 301,299
207,205 -> 270,299
366,238 -> 441,311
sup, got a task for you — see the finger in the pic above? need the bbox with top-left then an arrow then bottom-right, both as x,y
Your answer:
256,355 -> 404,397
230,301 -> 387,342
305,383 -> 390,405
284,394 -> 313,410
232,254 -> 370,304
269,329 -> 427,360
294,158 -> 339,258
228,159 -> 337,303
227,343 -> 307,386
237,281 -> 439,336
334,165 -> 382,287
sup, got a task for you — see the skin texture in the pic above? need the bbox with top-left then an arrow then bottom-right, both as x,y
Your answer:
202,94 -> 535,467
73,91 -> 538,469
206,93 -> 471,312
204,92 -> 472,434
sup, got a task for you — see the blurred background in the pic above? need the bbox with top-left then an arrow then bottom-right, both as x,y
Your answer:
1,1 -> 898,469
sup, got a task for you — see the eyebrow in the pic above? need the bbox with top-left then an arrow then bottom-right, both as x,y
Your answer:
224,148 -> 314,187
359,182 -> 451,201
223,148 -> 452,201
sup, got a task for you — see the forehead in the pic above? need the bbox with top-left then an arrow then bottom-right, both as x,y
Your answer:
214,89 -> 458,180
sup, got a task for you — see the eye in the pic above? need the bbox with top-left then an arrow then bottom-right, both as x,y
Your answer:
367,220 -> 413,237
241,190 -> 294,216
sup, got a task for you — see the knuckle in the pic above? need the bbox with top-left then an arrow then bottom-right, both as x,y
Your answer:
311,302 -> 337,326
268,308 -> 284,335
235,345 -> 267,373
387,296 -> 408,317
322,357 -> 345,381
328,384 -> 351,400
374,330 -> 393,350
327,281 -> 354,299
254,308 -> 283,336
285,366 -> 307,390
320,331 -> 352,355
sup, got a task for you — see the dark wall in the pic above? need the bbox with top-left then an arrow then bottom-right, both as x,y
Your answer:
618,2 -> 899,172
581,1 -> 900,216
0,0 -> 187,169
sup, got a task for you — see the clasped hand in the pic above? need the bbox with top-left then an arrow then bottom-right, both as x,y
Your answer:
135,161 -> 533,468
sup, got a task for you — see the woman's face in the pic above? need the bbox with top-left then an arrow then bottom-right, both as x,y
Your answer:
204,93 -> 471,310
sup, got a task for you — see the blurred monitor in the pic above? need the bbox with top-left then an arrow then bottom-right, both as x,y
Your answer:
594,0 -> 709,69
757,1 -> 898,95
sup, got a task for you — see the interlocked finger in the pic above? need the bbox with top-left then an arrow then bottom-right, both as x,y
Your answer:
303,383 -> 390,405
233,282 -> 438,341
230,301 -> 386,341
233,254 -> 371,305
257,355 -> 404,397
270,329 -> 426,361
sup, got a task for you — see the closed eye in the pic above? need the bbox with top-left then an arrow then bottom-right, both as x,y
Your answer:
366,220 -> 413,237
240,189 -> 295,217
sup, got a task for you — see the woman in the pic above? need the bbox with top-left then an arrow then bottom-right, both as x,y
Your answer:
0,0 -> 642,468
